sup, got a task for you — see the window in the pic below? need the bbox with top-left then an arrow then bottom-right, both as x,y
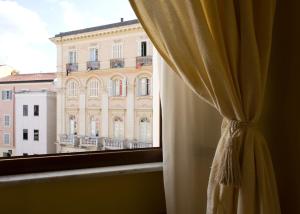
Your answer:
113,117 -> 124,139
141,41 -> 147,56
90,116 -> 98,136
89,48 -> 98,61
68,50 -> 77,63
3,133 -> 10,145
137,77 -> 151,96
88,78 -> 100,97
23,129 -> 28,140
139,118 -> 151,142
23,105 -> 28,116
1,90 -> 12,100
67,80 -> 79,97
34,130 -> 39,141
4,115 -> 10,127
34,105 -> 39,116
112,43 -> 123,59
69,115 -> 76,134
109,78 -> 127,97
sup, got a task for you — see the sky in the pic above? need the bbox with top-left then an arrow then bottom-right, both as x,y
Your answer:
0,0 -> 137,73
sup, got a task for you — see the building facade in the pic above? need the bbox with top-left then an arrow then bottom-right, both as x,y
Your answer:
50,19 -> 156,153
0,73 -> 55,156
15,90 -> 56,156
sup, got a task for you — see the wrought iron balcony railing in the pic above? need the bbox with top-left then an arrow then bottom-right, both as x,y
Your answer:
87,61 -> 100,70
110,58 -> 125,68
66,63 -> 78,73
136,56 -> 153,67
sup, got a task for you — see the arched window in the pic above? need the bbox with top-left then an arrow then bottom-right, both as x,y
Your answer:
137,77 -> 151,96
113,117 -> 124,139
109,77 -> 127,97
67,80 -> 79,97
139,117 -> 151,142
88,78 -> 100,97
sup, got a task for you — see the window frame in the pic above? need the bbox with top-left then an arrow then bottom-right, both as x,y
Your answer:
4,114 -> 10,127
1,90 -> 12,101
3,133 -> 10,145
34,105 -> 39,116
0,102 -> 162,176
23,105 -> 28,116
34,129 -> 39,141
23,129 -> 28,141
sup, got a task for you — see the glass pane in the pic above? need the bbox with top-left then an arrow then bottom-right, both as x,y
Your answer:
0,2 -> 158,157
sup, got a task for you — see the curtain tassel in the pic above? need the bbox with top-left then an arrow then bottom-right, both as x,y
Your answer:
215,136 -> 241,186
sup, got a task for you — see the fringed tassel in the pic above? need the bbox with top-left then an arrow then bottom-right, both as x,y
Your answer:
215,136 -> 241,187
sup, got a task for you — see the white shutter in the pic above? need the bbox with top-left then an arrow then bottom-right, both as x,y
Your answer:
2,91 -> 5,100
91,120 -> 96,136
136,79 -> 140,96
122,78 -> 127,97
147,40 -> 152,56
137,41 -> 142,56
149,78 -> 152,96
70,119 -> 75,134
108,79 -> 113,96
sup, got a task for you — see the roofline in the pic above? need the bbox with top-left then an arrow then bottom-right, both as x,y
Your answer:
53,19 -> 139,38
0,79 -> 55,84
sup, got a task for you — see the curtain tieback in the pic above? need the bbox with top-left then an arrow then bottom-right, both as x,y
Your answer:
216,119 -> 257,187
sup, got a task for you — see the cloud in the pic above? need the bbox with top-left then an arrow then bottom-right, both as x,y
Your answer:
0,1 -> 55,73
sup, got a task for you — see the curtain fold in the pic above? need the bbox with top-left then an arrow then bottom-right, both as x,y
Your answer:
130,0 -> 280,213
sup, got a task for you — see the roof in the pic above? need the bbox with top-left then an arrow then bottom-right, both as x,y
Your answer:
54,19 -> 139,38
0,73 -> 56,84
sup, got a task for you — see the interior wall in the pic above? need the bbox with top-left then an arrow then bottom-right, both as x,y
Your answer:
0,171 -> 166,214
262,0 -> 300,213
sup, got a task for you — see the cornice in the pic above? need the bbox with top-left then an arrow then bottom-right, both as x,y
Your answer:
51,25 -> 143,44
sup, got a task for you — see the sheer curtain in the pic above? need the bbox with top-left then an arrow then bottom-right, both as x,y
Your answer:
130,0 -> 280,213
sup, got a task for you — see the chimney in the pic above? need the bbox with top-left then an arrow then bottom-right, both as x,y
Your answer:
121,18 -> 124,22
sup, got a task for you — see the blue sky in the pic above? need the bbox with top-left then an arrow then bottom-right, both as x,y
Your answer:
0,0 -> 137,73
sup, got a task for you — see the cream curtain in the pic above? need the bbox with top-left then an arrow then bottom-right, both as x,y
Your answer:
130,0 -> 280,213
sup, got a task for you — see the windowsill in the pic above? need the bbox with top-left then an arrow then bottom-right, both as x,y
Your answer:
0,162 -> 163,185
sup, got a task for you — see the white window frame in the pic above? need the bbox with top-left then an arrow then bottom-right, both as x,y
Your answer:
89,47 -> 99,62
3,133 -> 10,145
67,80 -> 79,97
23,129 -> 28,141
139,117 -> 151,142
1,90 -> 12,101
88,78 -> 100,97
113,117 -> 124,139
68,50 -> 77,64
3,114 -> 10,127
137,76 -> 151,96
112,43 -> 123,59
23,105 -> 28,116
34,129 -> 39,141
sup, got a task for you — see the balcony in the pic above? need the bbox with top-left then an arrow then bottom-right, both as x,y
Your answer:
80,136 -> 100,147
127,140 -> 153,149
102,138 -> 153,150
66,63 -> 78,73
87,61 -> 100,70
136,56 -> 152,67
102,138 -> 125,150
59,134 -> 80,146
110,58 -> 125,68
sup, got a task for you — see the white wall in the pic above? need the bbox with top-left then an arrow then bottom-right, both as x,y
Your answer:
15,91 -> 56,155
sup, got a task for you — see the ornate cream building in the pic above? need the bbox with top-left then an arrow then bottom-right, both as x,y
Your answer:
50,19 -> 154,152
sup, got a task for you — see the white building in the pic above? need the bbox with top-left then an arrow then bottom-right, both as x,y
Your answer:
15,90 -> 56,155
